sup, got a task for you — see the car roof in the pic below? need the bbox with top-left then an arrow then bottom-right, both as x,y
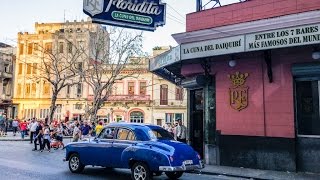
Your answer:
107,122 -> 161,130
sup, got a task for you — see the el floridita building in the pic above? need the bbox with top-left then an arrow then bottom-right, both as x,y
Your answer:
151,0 -> 320,173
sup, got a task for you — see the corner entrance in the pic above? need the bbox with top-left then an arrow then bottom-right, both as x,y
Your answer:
190,89 -> 204,158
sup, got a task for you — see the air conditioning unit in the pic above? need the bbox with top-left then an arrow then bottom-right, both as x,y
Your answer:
181,75 -> 207,89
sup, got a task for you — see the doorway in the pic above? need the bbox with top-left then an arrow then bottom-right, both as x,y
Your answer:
190,89 -> 204,157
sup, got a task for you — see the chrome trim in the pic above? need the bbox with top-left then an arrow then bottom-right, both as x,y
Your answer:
159,161 -> 203,172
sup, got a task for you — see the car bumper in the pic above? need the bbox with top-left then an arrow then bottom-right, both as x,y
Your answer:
159,160 -> 204,172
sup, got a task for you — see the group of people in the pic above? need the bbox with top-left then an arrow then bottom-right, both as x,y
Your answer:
0,115 -> 28,138
163,118 -> 187,143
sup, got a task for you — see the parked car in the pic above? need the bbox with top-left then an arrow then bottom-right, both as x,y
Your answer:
64,123 -> 203,180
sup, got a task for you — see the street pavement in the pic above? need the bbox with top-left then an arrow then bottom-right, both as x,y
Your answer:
0,141 -> 245,180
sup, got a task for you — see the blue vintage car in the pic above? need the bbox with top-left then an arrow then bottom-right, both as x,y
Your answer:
64,123 -> 203,180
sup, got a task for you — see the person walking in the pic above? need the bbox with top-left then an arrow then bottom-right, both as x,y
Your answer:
80,121 -> 92,139
12,117 -> 19,136
176,119 -> 187,143
19,120 -> 28,139
42,125 -> 51,152
72,123 -> 81,142
0,115 -> 5,137
32,120 -> 43,151
29,118 -> 37,144
4,117 -> 9,136
95,121 -> 104,136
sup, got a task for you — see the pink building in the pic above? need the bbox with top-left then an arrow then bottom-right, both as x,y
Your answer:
151,0 -> 320,173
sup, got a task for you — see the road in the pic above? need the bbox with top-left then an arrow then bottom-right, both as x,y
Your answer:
0,140 -> 239,180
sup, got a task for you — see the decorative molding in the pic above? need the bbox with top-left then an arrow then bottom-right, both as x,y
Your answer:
228,72 -> 249,111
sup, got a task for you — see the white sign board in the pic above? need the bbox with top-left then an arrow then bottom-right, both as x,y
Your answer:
181,36 -> 245,60
246,24 -> 320,51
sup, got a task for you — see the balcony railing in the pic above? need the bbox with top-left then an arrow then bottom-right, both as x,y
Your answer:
88,94 -> 151,102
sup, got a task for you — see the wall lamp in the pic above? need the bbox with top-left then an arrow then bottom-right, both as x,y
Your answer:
312,51 -> 320,60
228,55 -> 237,67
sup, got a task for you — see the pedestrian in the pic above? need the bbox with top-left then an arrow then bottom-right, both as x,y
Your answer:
32,120 -> 43,151
176,119 -> 187,143
72,123 -> 81,142
19,120 -> 28,139
12,117 -> 20,136
4,117 -> 9,136
95,121 -> 104,136
29,118 -> 37,144
0,115 -> 5,137
55,123 -> 64,148
42,124 -> 51,152
80,121 -> 92,139
91,122 -> 96,137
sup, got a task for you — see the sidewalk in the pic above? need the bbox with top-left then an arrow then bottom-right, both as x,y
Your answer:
193,164 -> 320,180
0,133 -> 72,141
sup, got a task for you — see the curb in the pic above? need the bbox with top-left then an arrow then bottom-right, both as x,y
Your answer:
190,170 -> 269,180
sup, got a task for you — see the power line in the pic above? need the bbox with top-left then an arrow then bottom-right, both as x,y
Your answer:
167,13 -> 185,25
167,4 -> 186,20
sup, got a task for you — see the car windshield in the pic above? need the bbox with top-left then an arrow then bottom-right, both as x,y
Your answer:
148,128 -> 174,140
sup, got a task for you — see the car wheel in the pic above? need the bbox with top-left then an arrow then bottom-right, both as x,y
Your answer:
165,172 -> 184,179
68,153 -> 85,173
131,162 -> 151,180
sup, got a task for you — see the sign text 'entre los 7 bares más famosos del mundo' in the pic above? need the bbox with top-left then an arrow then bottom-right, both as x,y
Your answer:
83,0 -> 166,31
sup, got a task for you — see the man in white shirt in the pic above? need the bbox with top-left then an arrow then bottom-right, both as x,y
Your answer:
29,119 -> 38,144
176,119 -> 187,143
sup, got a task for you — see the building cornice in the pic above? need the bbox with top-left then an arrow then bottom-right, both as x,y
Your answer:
173,10 -> 320,44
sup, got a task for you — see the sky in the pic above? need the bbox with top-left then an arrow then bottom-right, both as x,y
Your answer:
0,0 -> 239,53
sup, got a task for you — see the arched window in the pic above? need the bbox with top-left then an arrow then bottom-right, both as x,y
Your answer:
130,111 -> 144,123
160,84 -> 168,105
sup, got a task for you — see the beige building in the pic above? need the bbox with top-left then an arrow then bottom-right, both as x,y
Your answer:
13,20 -> 187,125
13,20 -> 105,121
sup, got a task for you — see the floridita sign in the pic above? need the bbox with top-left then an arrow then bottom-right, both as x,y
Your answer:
83,0 -> 166,31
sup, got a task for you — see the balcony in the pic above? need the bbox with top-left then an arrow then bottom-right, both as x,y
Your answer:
0,72 -> 13,79
1,94 -> 11,101
153,99 -> 186,107
88,94 -> 151,102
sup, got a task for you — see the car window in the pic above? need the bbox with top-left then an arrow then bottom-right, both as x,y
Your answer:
116,128 -> 136,141
149,128 -> 174,140
117,128 -> 130,140
127,131 -> 136,141
99,127 -> 115,139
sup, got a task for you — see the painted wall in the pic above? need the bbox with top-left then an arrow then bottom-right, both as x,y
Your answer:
181,46 -> 314,138
187,0 -> 320,32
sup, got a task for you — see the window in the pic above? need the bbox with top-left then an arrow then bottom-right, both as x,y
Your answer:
32,63 -> 37,74
139,82 -> 147,95
77,62 -> 83,71
17,84 -> 22,97
26,63 -> 32,74
18,63 -> 23,74
45,42 -> 52,53
54,105 -> 62,121
160,84 -> 168,105
43,82 -> 50,95
59,42 -> 64,53
34,43 -> 38,53
116,128 -> 135,140
149,128 -> 174,140
31,83 -> 36,95
74,103 -> 83,110
19,44 -> 24,55
130,111 -> 144,123
175,113 -> 183,122
40,109 -> 50,119
99,127 -> 115,139
68,42 -> 72,53
25,84 -> 31,96
25,109 -> 36,119
296,80 -> 320,135
165,113 -> 174,123
76,83 -> 82,97
28,43 -> 33,54
128,82 -> 135,95
116,115 -> 123,122
175,87 -> 183,101
66,85 -> 70,97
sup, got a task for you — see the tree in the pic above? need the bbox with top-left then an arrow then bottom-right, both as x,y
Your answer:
78,27 -> 147,122
25,32 -> 85,124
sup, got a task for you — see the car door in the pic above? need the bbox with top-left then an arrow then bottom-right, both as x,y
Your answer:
90,127 -> 115,167
111,128 -> 136,168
